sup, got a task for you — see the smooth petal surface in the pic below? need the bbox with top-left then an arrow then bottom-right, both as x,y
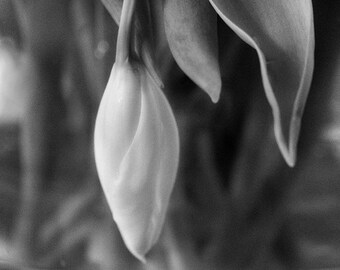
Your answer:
94,63 -> 179,261
210,0 -> 315,166
164,0 -> 221,103
95,62 -> 141,181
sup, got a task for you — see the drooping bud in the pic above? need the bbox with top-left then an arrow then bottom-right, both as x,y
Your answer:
94,60 -> 179,261
95,0 -> 179,261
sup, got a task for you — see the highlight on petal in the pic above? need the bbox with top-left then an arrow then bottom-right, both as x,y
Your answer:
94,62 -> 141,182
164,0 -> 221,103
209,0 -> 315,166
94,61 -> 179,261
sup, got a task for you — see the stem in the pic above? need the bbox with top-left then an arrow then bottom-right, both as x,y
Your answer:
116,0 -> 136,63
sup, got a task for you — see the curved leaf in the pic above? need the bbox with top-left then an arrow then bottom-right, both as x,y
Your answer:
164,0 -> 221,102
209,0 -> 315,166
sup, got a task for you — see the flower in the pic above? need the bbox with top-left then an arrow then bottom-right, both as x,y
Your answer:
94,60 -> 179,261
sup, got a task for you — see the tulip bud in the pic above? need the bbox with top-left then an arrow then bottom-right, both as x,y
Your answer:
94,60 -> 179,261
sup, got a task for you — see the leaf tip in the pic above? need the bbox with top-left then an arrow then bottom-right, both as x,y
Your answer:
206,79 -> 221,103
210,92 -> 220,103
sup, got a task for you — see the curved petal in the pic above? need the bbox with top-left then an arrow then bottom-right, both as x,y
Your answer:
114,69 -> 179,260
111,71 -> 162,261
94,63 -> 141,182
210,0 -> 315,166
148,72 -> 180,251
94,63 -> 179,261
164,0 -> 221,102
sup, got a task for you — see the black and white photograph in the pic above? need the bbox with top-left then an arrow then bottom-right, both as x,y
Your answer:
0,0 -> 339,269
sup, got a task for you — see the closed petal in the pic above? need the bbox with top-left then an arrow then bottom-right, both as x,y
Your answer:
95,63 -> 179,261
164,0 -> 221,102
111,70 -> 162,261
94,62 -> 141,204
148,72 -> 180,251
113,69 -> 179,260
210,0 -> 315,166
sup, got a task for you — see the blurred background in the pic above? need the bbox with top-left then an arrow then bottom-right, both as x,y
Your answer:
0,0 -> 340,269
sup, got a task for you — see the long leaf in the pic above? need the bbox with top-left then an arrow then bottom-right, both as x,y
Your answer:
210,0 -> 315,166
164,0 -> 221,102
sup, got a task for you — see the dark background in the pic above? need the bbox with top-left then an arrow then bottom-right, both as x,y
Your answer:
0,0 -> 339,269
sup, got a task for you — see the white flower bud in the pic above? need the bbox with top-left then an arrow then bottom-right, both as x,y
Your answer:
94,60 -> 179,261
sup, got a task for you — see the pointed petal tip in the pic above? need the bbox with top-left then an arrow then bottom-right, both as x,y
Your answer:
275,134 -> 296,168
286,156 -> 296,168
287,150 -> 297,168
123,234 -> 148,263
133,251 -> 147,264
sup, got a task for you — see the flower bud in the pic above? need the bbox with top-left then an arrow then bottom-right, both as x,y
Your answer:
94,60 -> 179,261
